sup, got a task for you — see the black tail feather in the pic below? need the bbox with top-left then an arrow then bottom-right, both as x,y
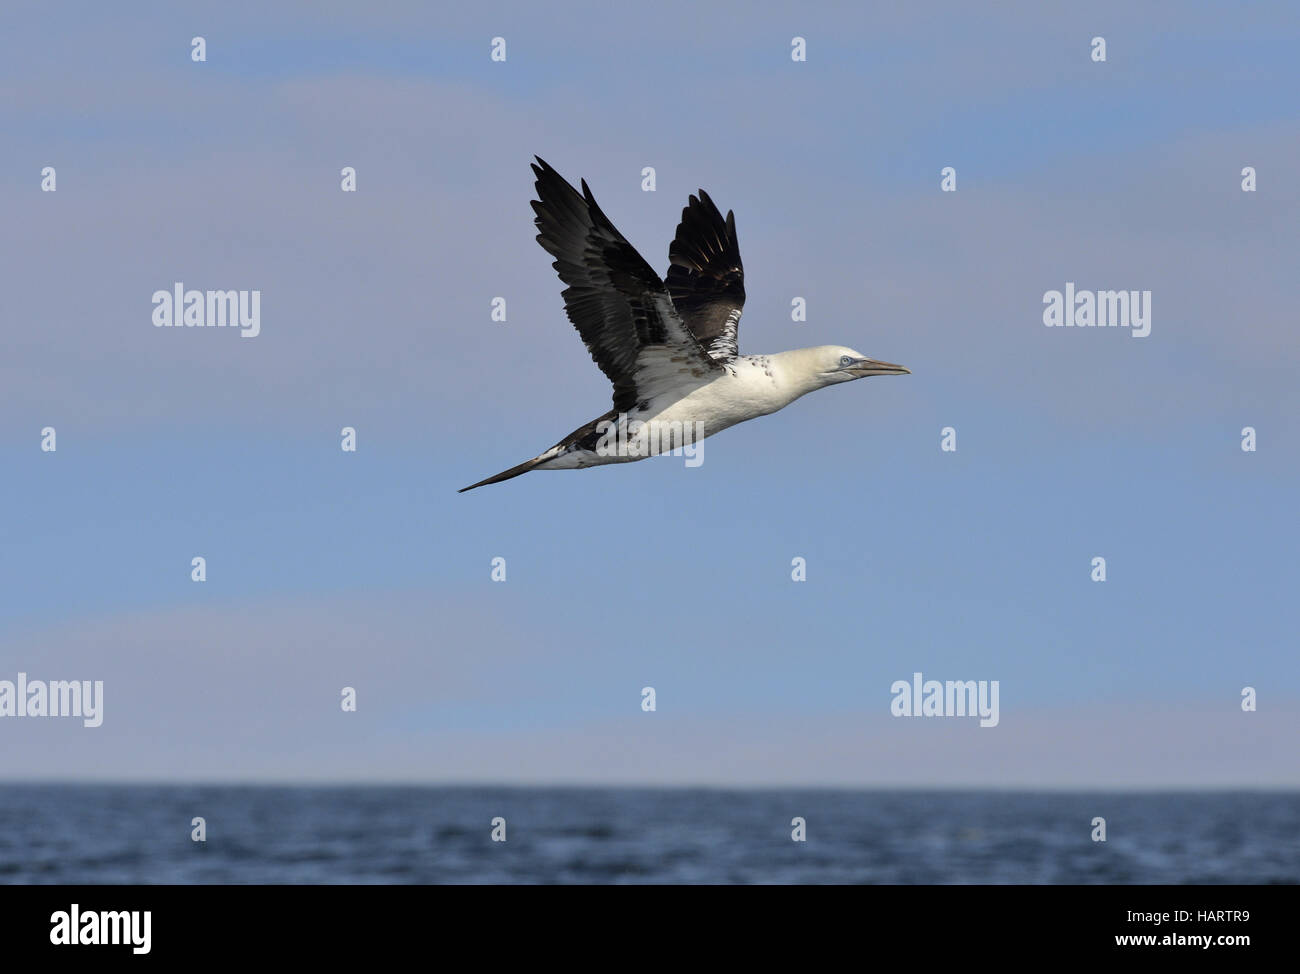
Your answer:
458,457 -> 544,493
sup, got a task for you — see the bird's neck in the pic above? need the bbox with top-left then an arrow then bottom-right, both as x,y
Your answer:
766,348 -> 830,403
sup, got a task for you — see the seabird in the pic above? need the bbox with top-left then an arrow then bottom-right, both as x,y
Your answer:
460,157 -> 910,492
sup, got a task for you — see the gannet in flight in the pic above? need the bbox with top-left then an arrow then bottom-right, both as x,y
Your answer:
460,157 -> 909,492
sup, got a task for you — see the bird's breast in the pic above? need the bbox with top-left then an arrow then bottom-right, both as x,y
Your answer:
639,365 -> 789,436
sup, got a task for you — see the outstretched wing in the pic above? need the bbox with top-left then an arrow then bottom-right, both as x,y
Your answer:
531,157 -> 722,414
665,189 -> 745,363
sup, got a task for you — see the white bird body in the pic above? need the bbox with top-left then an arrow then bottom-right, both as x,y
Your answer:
460,159 -> 908,492
534,350 -> 822,470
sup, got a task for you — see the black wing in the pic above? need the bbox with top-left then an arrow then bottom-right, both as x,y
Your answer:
531,157 -> 722,414
665,189 -> 745,363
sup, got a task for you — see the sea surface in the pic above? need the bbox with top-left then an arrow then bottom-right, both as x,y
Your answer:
1,786 -> 1295,884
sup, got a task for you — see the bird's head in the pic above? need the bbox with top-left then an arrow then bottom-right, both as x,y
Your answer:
812,345 -> 911,386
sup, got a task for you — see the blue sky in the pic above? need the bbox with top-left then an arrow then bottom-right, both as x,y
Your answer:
1,1 -> 1297,785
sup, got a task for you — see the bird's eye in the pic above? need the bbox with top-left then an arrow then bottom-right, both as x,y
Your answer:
839,355 -> 854,367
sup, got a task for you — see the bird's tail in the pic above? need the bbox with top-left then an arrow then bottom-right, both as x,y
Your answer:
458,456 -> 547,493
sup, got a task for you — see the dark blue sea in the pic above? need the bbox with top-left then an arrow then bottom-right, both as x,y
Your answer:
2,787 -> 1295,884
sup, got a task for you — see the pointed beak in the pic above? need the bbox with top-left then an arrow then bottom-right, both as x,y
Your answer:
849,358 -> 911,377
